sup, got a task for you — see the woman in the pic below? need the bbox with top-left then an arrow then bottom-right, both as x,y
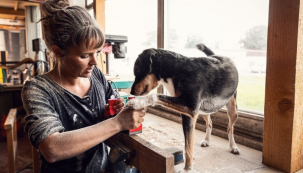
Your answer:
21,0 -> 145,172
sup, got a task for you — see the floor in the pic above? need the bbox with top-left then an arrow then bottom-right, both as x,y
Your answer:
0,131 -> 33,173
0,112 -> 302,173
137,113 -> 285,173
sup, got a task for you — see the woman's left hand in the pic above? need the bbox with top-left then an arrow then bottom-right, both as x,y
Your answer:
112,97 -> 125,114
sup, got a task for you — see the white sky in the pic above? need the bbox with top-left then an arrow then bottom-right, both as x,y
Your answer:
105,0 -> 269,50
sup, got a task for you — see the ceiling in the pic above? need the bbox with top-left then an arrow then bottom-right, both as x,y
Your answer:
0,0 -> 40,29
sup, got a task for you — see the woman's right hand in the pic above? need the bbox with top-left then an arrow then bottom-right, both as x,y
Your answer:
114,107 -> 145,131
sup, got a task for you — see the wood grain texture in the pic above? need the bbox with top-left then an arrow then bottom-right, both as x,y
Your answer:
5,108 -> 18,173
0,7 -> 25,16
292,1 -> 303,171
157,0 -> 164,49
93,0 -> 107,74
4,108 -> 17,130
93,0 -> 105,32
157,0 -> 164,95
263,0 -> 303,172
106,132 -> 174,173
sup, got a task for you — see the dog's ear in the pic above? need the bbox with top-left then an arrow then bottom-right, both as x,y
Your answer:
146,49 -> 157,73
134,49 -> 157,77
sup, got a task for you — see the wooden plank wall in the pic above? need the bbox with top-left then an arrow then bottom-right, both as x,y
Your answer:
263,0 -> 303,172
93,0 -> 107,74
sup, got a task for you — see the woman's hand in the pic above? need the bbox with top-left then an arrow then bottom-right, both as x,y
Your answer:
112,97 -> 125,114
114,107 -> 145,131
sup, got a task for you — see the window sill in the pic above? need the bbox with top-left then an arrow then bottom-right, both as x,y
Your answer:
147,105 -> 263,151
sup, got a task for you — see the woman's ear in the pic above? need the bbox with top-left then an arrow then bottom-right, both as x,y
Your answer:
51,45 -> 65,57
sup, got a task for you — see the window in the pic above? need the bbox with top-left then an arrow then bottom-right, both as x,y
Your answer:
105,0 -> 157,79
165,0 -> 269,114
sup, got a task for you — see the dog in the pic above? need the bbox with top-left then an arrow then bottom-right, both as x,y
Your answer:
127,44 -> 239,171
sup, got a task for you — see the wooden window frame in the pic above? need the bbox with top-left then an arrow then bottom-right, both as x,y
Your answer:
155,0 -> 303,172
97,0 -> 303,172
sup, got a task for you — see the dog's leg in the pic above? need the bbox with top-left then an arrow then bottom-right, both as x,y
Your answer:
182,114 -> 198,171
226,95 -> 240,154
201,114 -> 212,147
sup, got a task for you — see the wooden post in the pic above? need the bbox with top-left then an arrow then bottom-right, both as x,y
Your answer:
157,0 -> 164,49
157,0 -> 164,94
93,0 -> 107,74
4,108 -> 18,173
263,0 -> 303,172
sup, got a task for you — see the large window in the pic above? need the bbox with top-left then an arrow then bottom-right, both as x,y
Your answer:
166,0 -> 269,113
104,0 -> 269,114
105,0 -> 157,79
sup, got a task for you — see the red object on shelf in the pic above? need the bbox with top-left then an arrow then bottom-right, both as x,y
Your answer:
102,43 -> 112,54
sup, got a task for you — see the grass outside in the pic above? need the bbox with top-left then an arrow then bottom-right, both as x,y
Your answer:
237,74 -> 266,114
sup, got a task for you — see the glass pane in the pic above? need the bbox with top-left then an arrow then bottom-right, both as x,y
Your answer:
105,0 -> 157,79
166,0 -> 269,114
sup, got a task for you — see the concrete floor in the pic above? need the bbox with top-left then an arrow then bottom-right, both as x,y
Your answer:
138,113 -> 284,173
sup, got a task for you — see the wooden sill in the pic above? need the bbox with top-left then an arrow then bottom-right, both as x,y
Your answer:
147,105 -> 263,151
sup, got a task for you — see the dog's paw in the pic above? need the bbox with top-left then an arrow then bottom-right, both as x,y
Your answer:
127,98 -> 144,109
230,147 -> 240,154
201,140 -> 210,147
126,94 -> 158,109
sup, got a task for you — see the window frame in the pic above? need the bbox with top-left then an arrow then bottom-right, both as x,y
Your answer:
154,0 -> 265,150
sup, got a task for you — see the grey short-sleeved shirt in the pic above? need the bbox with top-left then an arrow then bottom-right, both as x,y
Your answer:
21,67 -> 117,173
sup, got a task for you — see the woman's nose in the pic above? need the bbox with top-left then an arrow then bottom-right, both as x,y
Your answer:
90,53 -> 98,65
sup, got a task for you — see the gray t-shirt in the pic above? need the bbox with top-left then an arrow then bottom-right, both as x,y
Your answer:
21,67 -> 117,173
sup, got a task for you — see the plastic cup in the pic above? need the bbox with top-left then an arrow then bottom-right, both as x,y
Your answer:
108,98 -> 118,116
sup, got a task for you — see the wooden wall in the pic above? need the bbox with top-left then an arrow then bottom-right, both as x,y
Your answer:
263,0 -> 303,172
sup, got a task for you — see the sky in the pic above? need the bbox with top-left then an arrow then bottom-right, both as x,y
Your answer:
100,0 -> 269,76
104,0 -> 269,50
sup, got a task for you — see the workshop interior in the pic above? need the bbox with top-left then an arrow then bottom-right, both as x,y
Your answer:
0,0 -> 302,173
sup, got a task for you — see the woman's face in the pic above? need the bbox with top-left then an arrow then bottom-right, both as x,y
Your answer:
61,46 -> 101,78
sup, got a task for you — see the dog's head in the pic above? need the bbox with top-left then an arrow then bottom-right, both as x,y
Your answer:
130,49 -> 160,96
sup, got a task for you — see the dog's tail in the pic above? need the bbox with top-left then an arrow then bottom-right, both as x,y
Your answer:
196,44 -> 215,56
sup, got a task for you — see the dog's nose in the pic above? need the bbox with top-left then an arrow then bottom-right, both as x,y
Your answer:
130,87 -> 135,95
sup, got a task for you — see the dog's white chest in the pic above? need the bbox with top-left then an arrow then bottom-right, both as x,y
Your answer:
159,78 -> 176,96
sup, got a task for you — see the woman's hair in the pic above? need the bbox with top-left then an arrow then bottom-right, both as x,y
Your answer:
40,0 -> 104,66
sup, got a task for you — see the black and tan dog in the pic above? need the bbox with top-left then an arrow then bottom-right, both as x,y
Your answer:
127,44 -> 239,171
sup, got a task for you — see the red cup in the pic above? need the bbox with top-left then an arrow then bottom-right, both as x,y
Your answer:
128,96 -> 135,100
108,98 -> 118,116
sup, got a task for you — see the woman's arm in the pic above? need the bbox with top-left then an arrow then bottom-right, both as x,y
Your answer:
38,107 -> 144,163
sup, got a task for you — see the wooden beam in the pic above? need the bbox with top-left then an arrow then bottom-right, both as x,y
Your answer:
93,0 -> 105,33
263,0 -> 303,172
0,25 -> 22,30
0,7 -> 25,17
14,1 -> 19,11
12,16 -> 16,21
157,0 -> 164,94
93,0 -> 107,74
105,132 -> 174,173
157,0 -> 164,49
